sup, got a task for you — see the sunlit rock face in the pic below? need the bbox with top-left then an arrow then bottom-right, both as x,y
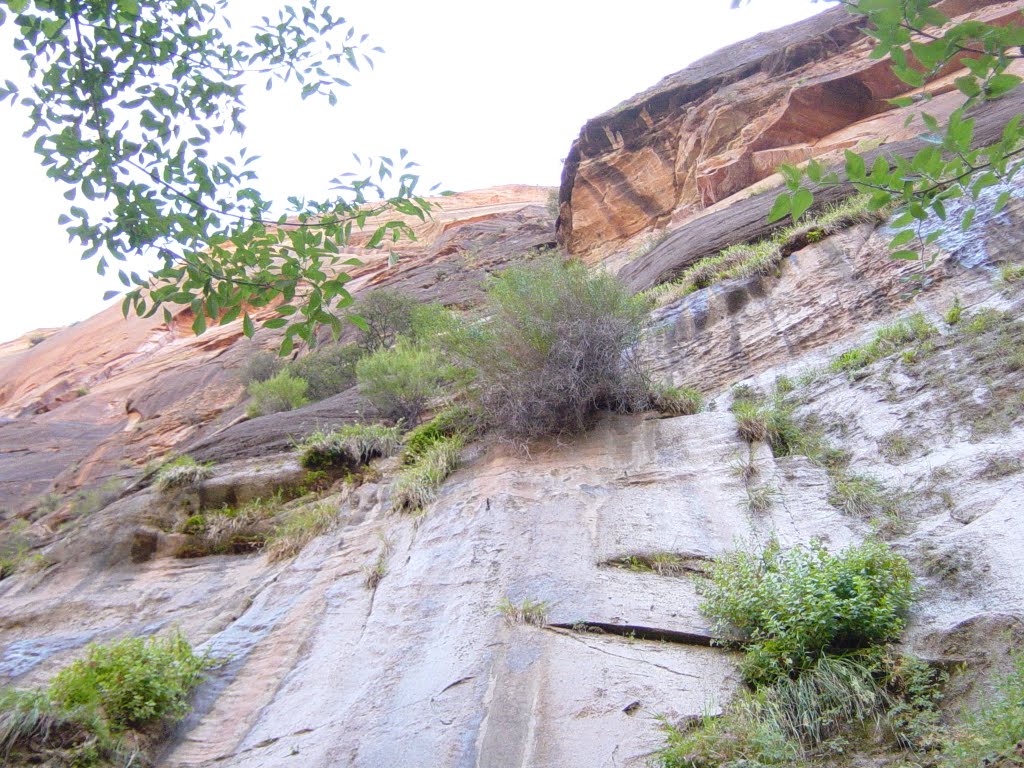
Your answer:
3,7 -> 1024,768
558,1 -> 1024,264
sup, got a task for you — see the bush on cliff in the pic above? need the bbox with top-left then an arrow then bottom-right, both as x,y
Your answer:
455,256 -> 649,441
246,371 -> 309,417
355,341 -> 454,425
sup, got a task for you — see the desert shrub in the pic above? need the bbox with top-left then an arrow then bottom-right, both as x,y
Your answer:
284,343 -> 364,401
352,289 -> 418,351
238,350 -> 283,386
0,521 -> 33,580
700,539 -> 912,686
298,424 -> 401,471
265,501 -> 338,561
401,405 -> 477,463
355,341 -> 453,424
455,257 -> 649,440
651,382 -> 703,416
154,456 -> 212,493
246,371 -> 308,417
392,435 -> 462,513
942,652 -> 1024,766
49,632 -> 212,730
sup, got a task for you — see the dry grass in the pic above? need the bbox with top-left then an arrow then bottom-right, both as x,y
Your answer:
264,501 -> 339,562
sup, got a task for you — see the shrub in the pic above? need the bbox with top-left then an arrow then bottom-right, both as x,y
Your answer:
49,632 -> 212,730
285,343 -> 364,401
174,496 -> 280,558
238,349 -> 283,386
0,687 -> 101,762
246,371 -> 309,417
154,455 -> 212,493
352,289 -> 418,351
456,257 -> 649,440
651,382 -> 703,416
298,424 -> 401,471
0,521 -> 33,580
700,539 -> 913,686
355,341 -> 453,424
392,435 -> 462,513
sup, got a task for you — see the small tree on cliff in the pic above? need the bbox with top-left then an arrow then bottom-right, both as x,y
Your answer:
739,0 -> 1024,259
0,0 -> 431,354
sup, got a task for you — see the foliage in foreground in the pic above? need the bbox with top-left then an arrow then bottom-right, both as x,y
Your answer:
700,539 -> 913,686
455,257 -> 649,440
0,632 -> 212,765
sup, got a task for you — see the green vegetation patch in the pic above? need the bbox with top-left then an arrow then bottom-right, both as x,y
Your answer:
700,539 -> 912,686
173,495 -> 282,558
650,382 -> 704,416
246,371 -> 309,417
830,313 -> 937,375
298,423 -> 401,471
284,343 -> 364,401
401,405 -> 477,464
0,632 -> 213,766
392,435 -> 462,514
154,456 -> 213,493
644,196 -> 882,307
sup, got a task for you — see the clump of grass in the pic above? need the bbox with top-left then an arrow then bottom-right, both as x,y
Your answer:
497,597 -> 549,626
392,435 -> 462,513
945,296 -> 964,326
154,455 -> 212,493
0,521 -> 34,580
264,501 -> 338,562
174,496 -> 281,558
977,453 -> 1023,479
650,382 -> 704,416
729,388 -> 819,459
401,405 -> 476,464
878,430 -> 916,462
999,262 -> 1024,285
362,535 -> 392,590
742,485 -> 778,514
830,313 -> 937,375
606,551 -> 707,577
730,448 -> 760,482
827,472 -> 899,519
644,195 -> 881,306
298,423 -> 401,471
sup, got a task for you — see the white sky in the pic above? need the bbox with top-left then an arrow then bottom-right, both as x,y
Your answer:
0,0 -> 832,342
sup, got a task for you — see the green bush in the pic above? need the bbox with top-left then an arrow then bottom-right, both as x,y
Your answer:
298,424 -> 402,470
455,257 -> 649,440
352,289 -> 418,351
238,349 -> 284,386
285,343 -> 364,401
246,371 -> 309,417
700,539 -> 912,686
49,632 -> 212,730
355,341 -> 453,424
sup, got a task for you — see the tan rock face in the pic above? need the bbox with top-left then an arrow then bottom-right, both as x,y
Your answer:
558,1 -> 1024,263
0,186 -> 554,515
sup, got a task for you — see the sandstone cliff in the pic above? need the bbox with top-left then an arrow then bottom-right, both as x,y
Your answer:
2,6 -> 1024,768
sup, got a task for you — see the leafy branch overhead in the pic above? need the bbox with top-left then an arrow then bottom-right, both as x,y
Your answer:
0,0 -> 434,352
748,0 -> 1024,261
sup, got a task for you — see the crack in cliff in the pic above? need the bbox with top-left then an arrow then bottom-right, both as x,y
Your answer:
546,621 -> 717,647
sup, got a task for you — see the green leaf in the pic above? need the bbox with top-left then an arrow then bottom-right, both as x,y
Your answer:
791,188 -> 813,222
243,314 -> 255,337
985,73 -> 1022,99
955,76 -> 981,98
767,193 -> 792,223
961,208 -> 976,231
891,250 -> 920,261
844,150 -> 866,180
889,229 -> 916,249
7,0 -> 29,12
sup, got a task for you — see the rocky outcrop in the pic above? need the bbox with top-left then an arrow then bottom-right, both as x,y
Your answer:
559,0 -> 1024,263
0,186 -> 554,516
3,7 -> 1024,768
